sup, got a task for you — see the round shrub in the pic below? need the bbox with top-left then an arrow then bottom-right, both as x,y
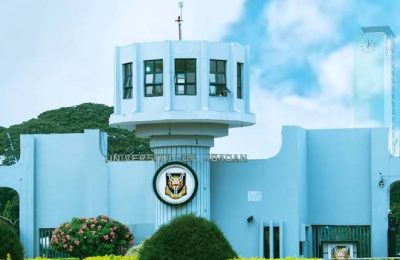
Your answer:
51,215 -> 134,258
0,219 -> 24,260
139,214 -> 237,260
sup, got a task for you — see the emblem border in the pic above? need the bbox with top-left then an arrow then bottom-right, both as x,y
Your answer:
153,161 -> 198,206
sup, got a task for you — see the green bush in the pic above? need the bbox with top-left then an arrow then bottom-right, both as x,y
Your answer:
125,241 -> 145,257
50,215 -> 134,258
139,214 -> 237,260
0,219 -> 24,260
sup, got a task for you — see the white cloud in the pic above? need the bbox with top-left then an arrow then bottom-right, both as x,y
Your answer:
0,0 -> 245,127
265,0 -> 347,51
311,44 -> 354,100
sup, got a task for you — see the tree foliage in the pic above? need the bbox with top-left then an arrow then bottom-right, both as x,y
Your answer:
0,219 -> 24,260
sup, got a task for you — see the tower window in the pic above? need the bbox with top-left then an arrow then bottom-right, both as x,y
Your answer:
144,59 -> 163,97
209,59 -> 229,96
175,59 -> 196,95
122,62 -> 133,99
237,62 -> 243,99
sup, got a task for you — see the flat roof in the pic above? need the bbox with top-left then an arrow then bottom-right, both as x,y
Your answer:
361,26 -> 394,36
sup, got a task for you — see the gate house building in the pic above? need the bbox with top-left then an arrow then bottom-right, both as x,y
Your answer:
1,26 -> 399,258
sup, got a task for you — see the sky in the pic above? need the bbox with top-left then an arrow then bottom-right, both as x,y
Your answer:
0,0 -> 400,158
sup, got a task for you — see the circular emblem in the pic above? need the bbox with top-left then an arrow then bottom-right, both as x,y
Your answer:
153,161 -> 198,206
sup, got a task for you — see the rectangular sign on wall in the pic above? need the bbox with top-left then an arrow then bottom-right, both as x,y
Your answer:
248,191 -> 263,202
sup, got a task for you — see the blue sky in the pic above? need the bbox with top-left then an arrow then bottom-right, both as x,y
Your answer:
0,0 -> 399,158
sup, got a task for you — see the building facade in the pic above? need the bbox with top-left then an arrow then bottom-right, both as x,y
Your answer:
1,33 -> 399,258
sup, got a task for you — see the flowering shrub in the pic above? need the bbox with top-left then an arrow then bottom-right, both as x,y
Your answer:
50,215 -> 134,258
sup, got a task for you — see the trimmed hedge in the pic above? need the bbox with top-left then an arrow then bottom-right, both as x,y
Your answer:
139,214 -> 237,260
0,219 -> 24,260
228,258 -> 322,260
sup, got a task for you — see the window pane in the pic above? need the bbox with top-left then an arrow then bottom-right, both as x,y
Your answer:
209,85 -> 216,95
209,73 -> 216,83
145,61 -> 153,72
187,59 -> 196,71
146,74 -> 153,84
186,73 -> 195,83
155,85 -> 163,96
177,73 -> 185,83
216,74 -> 226,84
210,60 -> 216,72
146,86 -> 153,96
175,59 -> 185,71
237,63 -> 242,76
123,88 -> 132,99
155,73 -> 163,84
187,85 -> 196,95
124,76 -> 131,87
177,85 -> 185,94
155,60 -> 163,72
124,63 -> 132,76
217,60 -> 225,73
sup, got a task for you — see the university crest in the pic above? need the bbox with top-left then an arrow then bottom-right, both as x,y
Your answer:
165,172 -> 187,199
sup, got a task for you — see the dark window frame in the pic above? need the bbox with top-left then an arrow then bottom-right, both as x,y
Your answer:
264,226 -> 280,258
122,62 -> 133,99
175,59 -> 197,95
237,62 -> 243,99
144,59 -> 163,97
209,59 -> 229,97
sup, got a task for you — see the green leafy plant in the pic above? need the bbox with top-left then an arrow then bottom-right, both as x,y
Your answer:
139,214 -> 237,260
125,241 -> 145,257
51,215 -> 134,258
0,219 -> 24,260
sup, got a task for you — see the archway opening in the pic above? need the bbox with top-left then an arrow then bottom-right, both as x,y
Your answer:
0,187 -> 19,233
389,181 -> 400,256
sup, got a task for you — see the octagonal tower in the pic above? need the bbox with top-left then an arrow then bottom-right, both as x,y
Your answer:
110,40 -> 255,227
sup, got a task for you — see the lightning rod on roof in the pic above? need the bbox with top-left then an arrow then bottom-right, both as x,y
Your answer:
175,2 -> 184,40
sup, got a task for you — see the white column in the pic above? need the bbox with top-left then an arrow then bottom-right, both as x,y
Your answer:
153,145 -> 210,228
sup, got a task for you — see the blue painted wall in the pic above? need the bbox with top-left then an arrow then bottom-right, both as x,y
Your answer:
0,126 -> 398,257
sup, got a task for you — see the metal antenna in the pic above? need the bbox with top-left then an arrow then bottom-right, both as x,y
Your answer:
175,2 -> 184,40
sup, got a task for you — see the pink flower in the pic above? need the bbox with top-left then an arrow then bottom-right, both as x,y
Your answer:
63,244 -> 67,248
97,225 -> 102,230
103,235 -> 109,240
66,235 -> 71,241
74,240 -> 80,245
82,223 -> 87,229
78,229 -> 84,234
91,224 -> 95,229
110,231 -> 115,237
